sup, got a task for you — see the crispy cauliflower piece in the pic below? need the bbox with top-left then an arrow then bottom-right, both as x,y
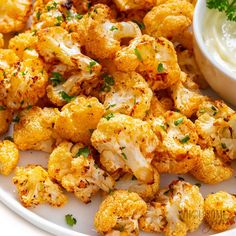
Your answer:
0,34 -> 3,48
139,180 -> 204,235
103,71 -> 153,119
13,106 -> 59,152
204,191 -> 236,231
0,0 -> 32,33
0,106 -> 13,136
48,142 -> 115,203
115,35 -> 181,91
8,31 -> 38,58
0,140 -> 19,176
143,0 -> 194,49
190,148 -> 233,184
170,72 -> 207,117
113,0 -> 155,11
91,113 -> 159,183
54,96 -> 105,144
151,111 -> 201,174
13,165 -> 67,208
94,190 -> 147,235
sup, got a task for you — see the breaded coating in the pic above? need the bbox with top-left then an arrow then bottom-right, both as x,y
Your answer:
13,106 -> 60,152
139,180 -> 204,236
13,165 -> 67,208
94,190 -> 147,235
0,34 -> 4,48
204,191 -> 236,231
113,0 -> 155,11
151,111 -> 201,174
0,0 -> 32,33
91,113 -> 159,183
54,96 -> 105,144
115,35 -> 181,91
0,106 -> 13,136
171,72 -> 207,117
190,148 -> 233,184
48,142 -> 115,203
103,71 -> 153,119
143,0 -> 194,49
0,140 -> 19,176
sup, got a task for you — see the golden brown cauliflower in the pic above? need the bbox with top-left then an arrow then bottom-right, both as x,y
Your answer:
0,105 -> 13,136
54,96 -> 105,144
151,111 -> 201,174
190,148 -> 233,184
204,191 -> 236,231
103,71 -> 153,119
94,190 -> 147,235
0,34 -> 4,48
91,113 -> 159,183
139,180 -> 204,236
143,0 -> 194,49
115,35 -> 181,91
170,72 -> 207,117
13,165 -> 67,208
113,0 -> 155,11
48,142 -> 115,203
0,140 -> 19,176
13,106 -> 60,152
0,0 -> 32,33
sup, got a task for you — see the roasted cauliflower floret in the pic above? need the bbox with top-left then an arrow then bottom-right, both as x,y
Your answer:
113,0 -> 155,11
91,113 -> 159,183
0,106 -> 13,136
143,0 -> 194,49
115,35 -> 181,91
103,71 -> 153,119
171,72 -> 207,117
13,165 -> 67,208
0,0 -> 32,33
13,106 -> 59,152
48,142 -> 115,203
151,111 -> 201,174
204,191 -> 236,231
54,96 -> 105,144
190,148 -> 233,184
0,34 -> 3,48
0,140 -> 19,176
139,180 -> 204,235
94,190 -> 147,235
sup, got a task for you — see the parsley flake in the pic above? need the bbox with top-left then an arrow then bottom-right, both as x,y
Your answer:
49,72 -> 65,86
179,135 -> 190,144
103,113 -> 114,121
59,91 -> 75,103
132,20 -> 145,30
87,60 -> 97,74
157,63 -> 164,73
134,48 -> 143,61
221,143 -> 227,149
76,147 -> 90,158
121,152 -> 127,160
110,25 -> 118,31
65,214 -> 77,226
174,117 -> 184,126
13,115 -> 20,123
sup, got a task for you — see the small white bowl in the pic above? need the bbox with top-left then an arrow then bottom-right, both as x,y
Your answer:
193,0 -> 236,106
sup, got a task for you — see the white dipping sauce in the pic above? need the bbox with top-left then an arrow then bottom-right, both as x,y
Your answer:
203,9 -> 236,75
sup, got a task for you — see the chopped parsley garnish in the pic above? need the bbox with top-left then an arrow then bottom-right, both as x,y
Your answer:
87,60 -> 97,74
101,74 -> 115,92
134,48 -> 143,61
65,214 -> 77,226
132,20 -> 145,30
157,63 -> 164,73
13,115 -> 20,123
121,152 -> 127,160
55,16 -> 63,26
49,72 -> 65,86
21,71 -> 27,76
27,105 -> 32,110
59,91 -> 75,103
24,47 -> 32,51
199,109 -> 206,114
178,177 -> 185,181
174,117 -> 184,126
47,1 -> 57,11
195,183 -> 202,188
160,125 -> 167,131
179,135 -> 190,144
106,103 -> 116,110
103,113 -> 114,121
221,143 -> 227,149
4,136 -> 14,142
75,13 -> 83,19
36,11 -> 41,20
211,105 -> 218,115
0,105 -> 6,111
110,25 -> 118,31
207,0 -> 236,22
87,2 -> 91,10
76,147 -> 90,158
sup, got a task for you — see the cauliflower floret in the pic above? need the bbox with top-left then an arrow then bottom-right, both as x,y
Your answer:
139,180 -> 204,235
190,148 -> 233,184
143,0 -> 194,49
13,106 -> 60,152
204,191 -> 236,231
48,142 -> 115,203
0,0 -> 32,33
115,35 -> 181,91
94,190 -> 147,235
0,34 -> 3,48
0,106 -> 13,136
13,165 -> 67,208
103,71 -> 153,119
8,31 -> 38,58
170,72 -> 207,117
151,111 -> 201,174
54,96 -> 105,144
91,113 -> 159,183
0,140 -> 19,176
113,0 -> 155,11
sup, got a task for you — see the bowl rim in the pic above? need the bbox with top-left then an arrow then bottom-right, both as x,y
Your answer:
193,0 -> 236,81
